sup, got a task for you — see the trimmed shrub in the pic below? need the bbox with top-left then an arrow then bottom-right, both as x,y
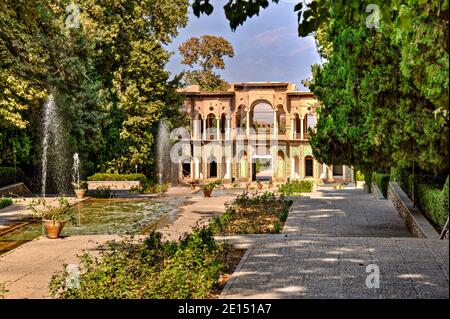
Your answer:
0,198 -> 13,209
277,180 -> 314,195
88,173 -> 147,184
356,171 -> 365,182
372,172 -> 390,198
0,167 -> 26,188
416,183 -> 448,230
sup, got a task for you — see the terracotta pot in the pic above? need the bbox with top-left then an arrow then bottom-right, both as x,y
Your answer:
202,189 -> 213,197
74,189 -> 86,199
43,220 -> 67,239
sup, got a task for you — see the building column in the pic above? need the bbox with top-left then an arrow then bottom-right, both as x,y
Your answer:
320,163 -> 327,179
190,159 -> 194,180
202,118 -> 207,140
273,111 -> 278,138
226,117 -> 231,139
343,165 -> 346,180
225,157 -> 231,179
216,117 -> 220,140
300,117 -> 304,140
290,118 -> 295,139
246,111 -> 250,138
329,165 -> 334,181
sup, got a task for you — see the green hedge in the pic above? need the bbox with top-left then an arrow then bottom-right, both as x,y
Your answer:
372,172 -> 390,198
416,178 -> 449,230
0,167 -> 26,188
364,171 -> 372,193
277,180 -> 314,195
0,198 -> 13,209
87,173 -> 147,184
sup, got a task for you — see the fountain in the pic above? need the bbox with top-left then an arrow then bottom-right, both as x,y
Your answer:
72,153 -> 80,188
41,93 -> 68,196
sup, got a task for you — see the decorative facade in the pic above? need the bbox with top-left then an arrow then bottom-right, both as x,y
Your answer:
178,82 -> 353,184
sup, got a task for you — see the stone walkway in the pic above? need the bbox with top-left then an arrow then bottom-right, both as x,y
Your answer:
221,188 -> 449,299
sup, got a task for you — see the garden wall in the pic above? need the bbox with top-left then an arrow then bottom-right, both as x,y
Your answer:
387,182 -> 439,239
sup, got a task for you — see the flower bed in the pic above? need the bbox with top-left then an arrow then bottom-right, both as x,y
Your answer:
49,226 -> 243,299
277,180 -> 314,195
211,192 -> 293,234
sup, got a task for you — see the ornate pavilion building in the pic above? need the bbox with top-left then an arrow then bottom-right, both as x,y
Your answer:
178,82 -> 353,184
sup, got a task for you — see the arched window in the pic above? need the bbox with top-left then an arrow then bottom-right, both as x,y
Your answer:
220,114 -> 226,134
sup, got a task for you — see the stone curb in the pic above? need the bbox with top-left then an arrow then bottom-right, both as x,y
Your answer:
388,182 -> 439,239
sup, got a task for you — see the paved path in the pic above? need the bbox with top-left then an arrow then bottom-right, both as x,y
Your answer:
284,189 -> 413,238
0,235 -> 118,298
221,188 -> 449,299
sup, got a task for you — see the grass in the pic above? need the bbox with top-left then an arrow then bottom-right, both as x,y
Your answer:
0,198 -> 13,209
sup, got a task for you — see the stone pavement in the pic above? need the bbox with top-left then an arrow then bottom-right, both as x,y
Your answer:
0,235 -> 118,298
221,188 -> 449,299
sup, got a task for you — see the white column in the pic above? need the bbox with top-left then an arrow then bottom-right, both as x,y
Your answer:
202,118 -> 207,140
290,118 -> 295,139
300,117 -> 304,140
194,158 -> 200,179
330,165 -> 334,180
273,111 -> 278,138
216,117 -> 220,140
320,163 -> 327,179
226,117 -> 231,139
343,165 -> 346,180
190,159 -> 194,179
246,111 -> 250,138
225,157 -> 231,179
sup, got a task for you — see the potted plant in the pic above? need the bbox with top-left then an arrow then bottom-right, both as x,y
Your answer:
73,181 -> 87,199
256,180 -> 264,190
29,197 -> 75,239
200,181 -> 219,197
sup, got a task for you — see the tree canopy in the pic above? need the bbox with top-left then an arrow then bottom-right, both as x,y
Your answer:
0,0 -> 189,182
179,35 -> 234,92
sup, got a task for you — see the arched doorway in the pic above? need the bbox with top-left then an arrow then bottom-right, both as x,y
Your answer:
206,114 -> 215,140
239,151 -> 249,178
236,105 -> 246,132
208,156 -> 217,178
277,150 -> 285,178
305,156 -> 314,178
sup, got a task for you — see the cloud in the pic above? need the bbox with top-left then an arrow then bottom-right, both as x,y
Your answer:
248,26 -> 296,48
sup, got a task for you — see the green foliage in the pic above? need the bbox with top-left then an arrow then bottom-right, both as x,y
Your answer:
1,0 -> 190,180
416,183 -> 448,231
364,171 -> 372,193
88,173 -> 147,184
372,172 -> 390,198
355,171 -> 365,182
0,198 -> 13,209
210,192 -> 292,234
28,196 -> 75,223
179,35 -> 234,92
277,180 -> 314,195
0,167 -> 26,187
49,227 -> 228,299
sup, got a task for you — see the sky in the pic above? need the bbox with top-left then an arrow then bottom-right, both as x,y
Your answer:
165,0 -> 322,91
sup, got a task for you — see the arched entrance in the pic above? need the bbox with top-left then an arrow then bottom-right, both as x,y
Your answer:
208,156 -> 218,178
277,150 -> 285,178
251,101 -> 274,134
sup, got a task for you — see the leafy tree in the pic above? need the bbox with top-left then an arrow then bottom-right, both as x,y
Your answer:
179,35 -> 234,92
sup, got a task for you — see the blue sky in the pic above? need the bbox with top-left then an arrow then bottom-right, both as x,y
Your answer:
165,0 -> 321,91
